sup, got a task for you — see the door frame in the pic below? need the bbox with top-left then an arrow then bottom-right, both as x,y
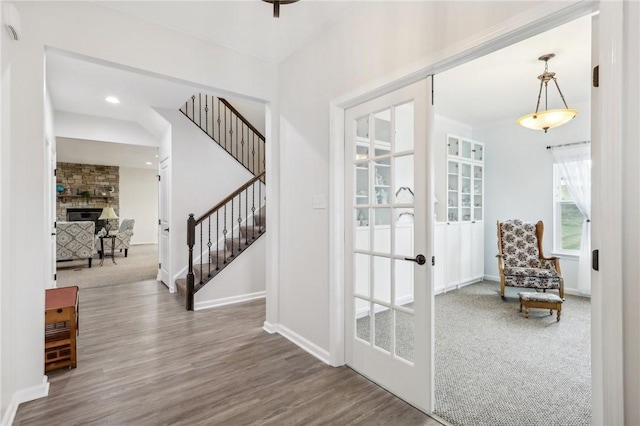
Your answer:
158,157 -> 172,292
328,0 -> 621,421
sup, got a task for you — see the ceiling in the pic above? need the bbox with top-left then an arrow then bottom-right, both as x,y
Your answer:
56,137 -> 159,170
437,15 -> 592,127
96,0 -> 358,63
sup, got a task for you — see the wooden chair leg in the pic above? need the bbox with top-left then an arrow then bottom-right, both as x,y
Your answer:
88,258 -> 92,268
124,248 -> 128,257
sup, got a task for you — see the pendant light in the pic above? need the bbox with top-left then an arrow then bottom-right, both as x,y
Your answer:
517,53 -> 578,133
262,0 -> 299,18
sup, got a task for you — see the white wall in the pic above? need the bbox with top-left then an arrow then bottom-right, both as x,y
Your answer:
0,1 -> 275,419
195,236 -> 266,309
474,101 -> 590,293
119,167 -> 158,245
153,108 -> 255,284
276,0 -> 546,354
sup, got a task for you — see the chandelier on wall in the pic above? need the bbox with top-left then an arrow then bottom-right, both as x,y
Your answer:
517,53 -> 578,133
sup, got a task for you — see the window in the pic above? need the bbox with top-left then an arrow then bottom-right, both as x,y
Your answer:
553,164 -> 585,253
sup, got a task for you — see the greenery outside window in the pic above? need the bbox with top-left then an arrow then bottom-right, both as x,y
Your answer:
553,164 -> 585,254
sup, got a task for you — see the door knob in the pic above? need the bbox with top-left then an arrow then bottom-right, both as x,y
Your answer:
404,254 -> 426,265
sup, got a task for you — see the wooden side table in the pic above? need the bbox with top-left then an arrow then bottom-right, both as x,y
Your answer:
99,235 -> 117,266
45,286 -> 79,372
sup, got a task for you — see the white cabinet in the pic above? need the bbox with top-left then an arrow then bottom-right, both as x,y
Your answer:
446,134 -> 484,223
435,134 -> 485,294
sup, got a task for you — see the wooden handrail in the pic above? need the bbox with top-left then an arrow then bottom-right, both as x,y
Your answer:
219,97 -> 266,141
195,172 -> 266,225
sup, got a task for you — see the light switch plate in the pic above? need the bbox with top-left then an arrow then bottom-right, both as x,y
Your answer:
313,194 -> 326,209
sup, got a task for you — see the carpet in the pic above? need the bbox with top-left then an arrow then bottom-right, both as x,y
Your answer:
356,281 -> 591,426
434,282 -> 591,426
56,244 -> 158,289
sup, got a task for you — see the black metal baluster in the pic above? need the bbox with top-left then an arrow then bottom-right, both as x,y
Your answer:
191,95 -> 195,122
252,134 -> 256,175
241,124 -> 245,169
245,187 -> 249,244
252,182 -> 256,240
223,204 -> 227,264
217,98 -> 221,147
237,194 -> 242,252
199,93 -> 202,127
224,105 -> 228,152
216,210 -> 220,270
231,197 -> 234,257
199,224 -> 203,284
205,95 -> 209,137
207,216 -> 212,278
235,116 -> 239,161
259,181 -> 262,232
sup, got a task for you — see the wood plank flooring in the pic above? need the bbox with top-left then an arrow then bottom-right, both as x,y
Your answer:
15,280 -> 440,425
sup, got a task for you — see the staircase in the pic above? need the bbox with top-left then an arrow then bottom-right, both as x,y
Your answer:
175,94 -> 266,310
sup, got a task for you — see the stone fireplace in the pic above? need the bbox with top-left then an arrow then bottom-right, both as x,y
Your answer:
56,162 -> 120,228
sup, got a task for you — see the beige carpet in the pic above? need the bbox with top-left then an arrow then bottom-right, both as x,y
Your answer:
56,244 -> 158,289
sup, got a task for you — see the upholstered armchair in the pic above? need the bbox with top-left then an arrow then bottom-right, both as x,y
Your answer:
496,219 -> 564,299
56,221 -> 96,267
113,219 -> 135,257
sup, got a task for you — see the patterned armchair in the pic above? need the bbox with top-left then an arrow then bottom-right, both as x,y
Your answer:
496,219 -> 564,299
56,221 -> 96,268
97,219 -> 135,258
113,219 -> 135,257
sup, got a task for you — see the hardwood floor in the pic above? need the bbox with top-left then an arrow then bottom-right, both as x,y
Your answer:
15,280 -> 440,425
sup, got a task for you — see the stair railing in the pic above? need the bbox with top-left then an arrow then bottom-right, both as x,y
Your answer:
186,172 -> 266,310
180,94 -> 266,178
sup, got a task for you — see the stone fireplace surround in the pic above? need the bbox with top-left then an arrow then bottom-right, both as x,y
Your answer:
56,162 -> 120,231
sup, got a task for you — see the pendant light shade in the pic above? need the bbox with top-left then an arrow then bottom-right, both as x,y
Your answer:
517,53 -> 578,133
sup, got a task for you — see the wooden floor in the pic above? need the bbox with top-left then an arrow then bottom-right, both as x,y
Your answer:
15,280 -> 440,425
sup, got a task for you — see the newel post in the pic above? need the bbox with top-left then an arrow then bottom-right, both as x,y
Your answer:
186,213 -> 196,311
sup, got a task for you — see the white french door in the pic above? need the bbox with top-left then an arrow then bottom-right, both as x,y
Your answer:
344,78 -> 434,412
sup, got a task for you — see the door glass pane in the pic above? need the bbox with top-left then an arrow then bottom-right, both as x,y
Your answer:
355,162 -> 369,205
395,310 -> 414,362
373,256 -> 391,303
395,102 -> 414,152
373,208 -> 390,253
374,109 -> 391,156
355,209 -> 370,250
461,139 -> 472,159
448,136 -> 459,156
374,158 -> 390,205
395,208 -> 414,257
374,303 -> 391,353
394,259 -> 414,307
474,143 -> 483,161
394,154 -> 414,204
356,115 -> 370,159
354,253 -> 370,297
355,298 -> 371,343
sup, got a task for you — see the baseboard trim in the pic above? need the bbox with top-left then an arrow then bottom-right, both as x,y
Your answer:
276,324 -> 331,365
2,376 -> 49,426
194,291 -> 265,311
564,288 -> 591,298
262,321 -> 278,334
484,274 -> 501,282
130,241 -> 158,246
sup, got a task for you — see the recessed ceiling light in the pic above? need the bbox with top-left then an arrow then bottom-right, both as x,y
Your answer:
145,162 -> 152,165
105,96 -> 120,104
155,155 -> 159,158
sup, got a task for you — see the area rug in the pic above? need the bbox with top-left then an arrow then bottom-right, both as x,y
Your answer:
56,243 -> 158,289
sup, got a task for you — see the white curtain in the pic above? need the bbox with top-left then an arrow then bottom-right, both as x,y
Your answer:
551,143 -> 591,295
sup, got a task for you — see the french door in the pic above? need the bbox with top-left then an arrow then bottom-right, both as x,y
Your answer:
344,78 -> 434,411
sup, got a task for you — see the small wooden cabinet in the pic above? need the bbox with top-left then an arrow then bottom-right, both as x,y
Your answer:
45,286 -> 78,373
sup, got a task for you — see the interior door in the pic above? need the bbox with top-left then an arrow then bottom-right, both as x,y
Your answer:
159,158 -> 171,289
345,77 -> 434,411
